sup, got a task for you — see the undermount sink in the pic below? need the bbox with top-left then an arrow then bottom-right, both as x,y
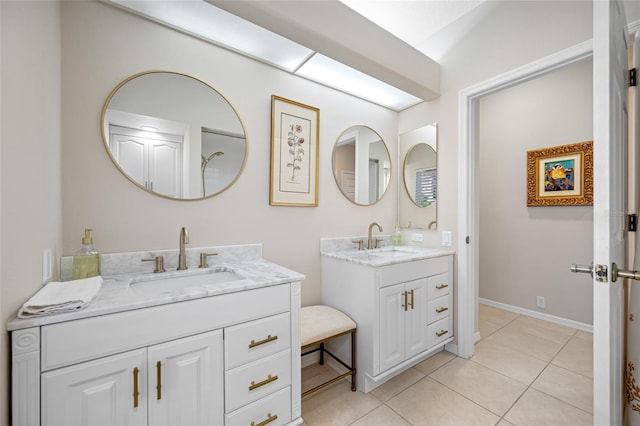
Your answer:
129,269 -> 245,296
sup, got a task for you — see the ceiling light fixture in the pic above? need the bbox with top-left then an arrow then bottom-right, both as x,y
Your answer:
107,0 -> 423,110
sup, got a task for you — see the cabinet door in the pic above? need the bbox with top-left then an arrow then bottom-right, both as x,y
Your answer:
405,278 -> 429,359
147,330 -> 223,426
42,349 -> 147,426
379,283 -> 405,373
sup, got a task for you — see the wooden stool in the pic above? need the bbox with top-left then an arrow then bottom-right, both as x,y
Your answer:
301,305 -> 357,398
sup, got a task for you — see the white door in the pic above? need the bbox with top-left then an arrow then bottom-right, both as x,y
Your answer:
147,330 -> 224,426
627,30 -> 640,426
41,349 -> 147,426
148,140 -> 182,197
593,0 -> 629,423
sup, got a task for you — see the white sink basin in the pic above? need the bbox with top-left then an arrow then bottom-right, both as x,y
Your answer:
130,269 -> 244,296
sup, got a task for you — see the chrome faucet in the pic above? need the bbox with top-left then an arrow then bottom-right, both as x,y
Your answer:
367,222 -> 383,249
178,227 -> 189,270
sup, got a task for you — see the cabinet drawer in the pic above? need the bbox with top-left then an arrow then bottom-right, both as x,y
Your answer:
225,313 -> 291,370
225,349 -> 291,413
42,284 -> 290,371
427,295 -> 450,324
225,386 -> 291,426
378,256 -> 450,288
427,273 -> 450,299
427,317 -> 452,347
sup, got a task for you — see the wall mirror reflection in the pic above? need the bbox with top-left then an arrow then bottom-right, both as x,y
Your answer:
332,126 -> 391,205
101,71 -> 247,200
399,123 -> 437,229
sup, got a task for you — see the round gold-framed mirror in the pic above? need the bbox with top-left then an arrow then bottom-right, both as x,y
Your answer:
101,71 -> 247,200
332,125 -> 391,205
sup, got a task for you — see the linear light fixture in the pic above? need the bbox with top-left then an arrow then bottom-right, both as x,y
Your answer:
107,0 -> 423,110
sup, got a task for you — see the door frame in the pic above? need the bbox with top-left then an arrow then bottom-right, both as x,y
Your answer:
455,39 -> 593,358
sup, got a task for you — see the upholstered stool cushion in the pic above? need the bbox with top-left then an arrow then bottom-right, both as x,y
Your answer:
301,305 -> 356,347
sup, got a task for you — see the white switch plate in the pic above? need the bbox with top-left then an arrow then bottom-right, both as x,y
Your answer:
442,231 -> 452,247
42,248 -> 52,284
411,233 -> 424,242
537,296 -> 546,309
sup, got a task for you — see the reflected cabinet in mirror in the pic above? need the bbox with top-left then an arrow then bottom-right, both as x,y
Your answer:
332,126 -> 391,205
400,124 -> 437,229
101,71 -> 247,200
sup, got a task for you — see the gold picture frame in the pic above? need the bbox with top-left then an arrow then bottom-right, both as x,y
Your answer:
526,141 -> 593,207
270,95 -> 320,206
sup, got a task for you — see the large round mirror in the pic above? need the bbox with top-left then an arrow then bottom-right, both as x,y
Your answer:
332,126 -> 391,205
399,124 -> 437,229
101,71 -> 247,200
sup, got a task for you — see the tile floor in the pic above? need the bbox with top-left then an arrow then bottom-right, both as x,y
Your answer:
301,303 -> 593,425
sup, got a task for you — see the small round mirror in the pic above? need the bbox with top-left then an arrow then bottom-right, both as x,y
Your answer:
403,143 -> 437,207
332,126 -> 391,205
101,71 -> 247,200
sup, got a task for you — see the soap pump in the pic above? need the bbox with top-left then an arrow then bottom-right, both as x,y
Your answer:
73,228 -> 100,279
391,223 -> 402,246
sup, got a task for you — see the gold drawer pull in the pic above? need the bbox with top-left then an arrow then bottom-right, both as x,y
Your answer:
133,367 -> 140,408
409,289 -> 415,310
436,329 -> 449,337
436,307 -> 449,313
251,413 -> 278,426
249,335 -> 278,349
435,284 -> 449,290
156,361 -> 162,400
249,374 -> 278,391
403,291 -> 408,311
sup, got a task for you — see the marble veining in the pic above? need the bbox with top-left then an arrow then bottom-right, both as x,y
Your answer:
9,244 -> 304,331
320,237 -> 453,266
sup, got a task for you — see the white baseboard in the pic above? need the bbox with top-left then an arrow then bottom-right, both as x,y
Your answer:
479,298 -> 593,333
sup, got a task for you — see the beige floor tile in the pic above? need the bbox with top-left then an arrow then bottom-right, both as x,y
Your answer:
430,357 -> 527,416
552,332 -> 593,378
472,339 -> 548,385
386,377 -> 500,426
413,349 -> 456,375
504,388 -> 592,426
496,420 -> 515,426
350,405 -> 411,426
302,363 -> 347,395
479,318 -> 504,340
370,367 -> 425,402
532,364 -> 593,414
484,325 -> 564,362
302,380 -> 381,426
506,316 -> 577,345
479,304 -> 519,326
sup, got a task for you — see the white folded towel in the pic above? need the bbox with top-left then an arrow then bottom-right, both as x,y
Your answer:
18,276 -> 103,318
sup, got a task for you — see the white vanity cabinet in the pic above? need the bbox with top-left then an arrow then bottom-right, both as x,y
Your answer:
11,282 -> 302,426
41,330 -> 223,426
321,252 -> 453,393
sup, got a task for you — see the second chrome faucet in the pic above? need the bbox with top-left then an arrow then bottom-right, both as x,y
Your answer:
368,222 -> 383,249
178,226 -> 189,270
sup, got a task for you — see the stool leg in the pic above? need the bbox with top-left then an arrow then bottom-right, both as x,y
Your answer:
319,343 -> 325,365
351,329 -> 357,392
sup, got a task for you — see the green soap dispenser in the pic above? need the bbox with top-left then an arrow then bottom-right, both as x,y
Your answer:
391,223 -> 403,246
73,228 -> 100,279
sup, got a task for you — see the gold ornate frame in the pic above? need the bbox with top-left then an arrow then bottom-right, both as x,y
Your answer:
526,141 -> 593,207
270,95 -> 320,206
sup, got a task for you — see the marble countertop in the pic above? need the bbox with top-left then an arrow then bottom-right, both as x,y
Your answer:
8,257 -> 304,331
321,245 -> 454,267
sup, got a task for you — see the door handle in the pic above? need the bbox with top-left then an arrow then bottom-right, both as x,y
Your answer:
612,262 -> 640,282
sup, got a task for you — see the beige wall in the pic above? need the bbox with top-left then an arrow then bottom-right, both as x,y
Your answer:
1,2 -> 63,425
60,1 -> 398,308
478,59 -> 594,324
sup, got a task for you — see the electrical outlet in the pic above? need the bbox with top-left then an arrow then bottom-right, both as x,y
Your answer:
536,296 -> 546,309
42,248 -> 52,285
411,233 -> 424,242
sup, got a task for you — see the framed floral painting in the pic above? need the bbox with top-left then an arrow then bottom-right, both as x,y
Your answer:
270,95 -> 320,206
526,141 -> 593,207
